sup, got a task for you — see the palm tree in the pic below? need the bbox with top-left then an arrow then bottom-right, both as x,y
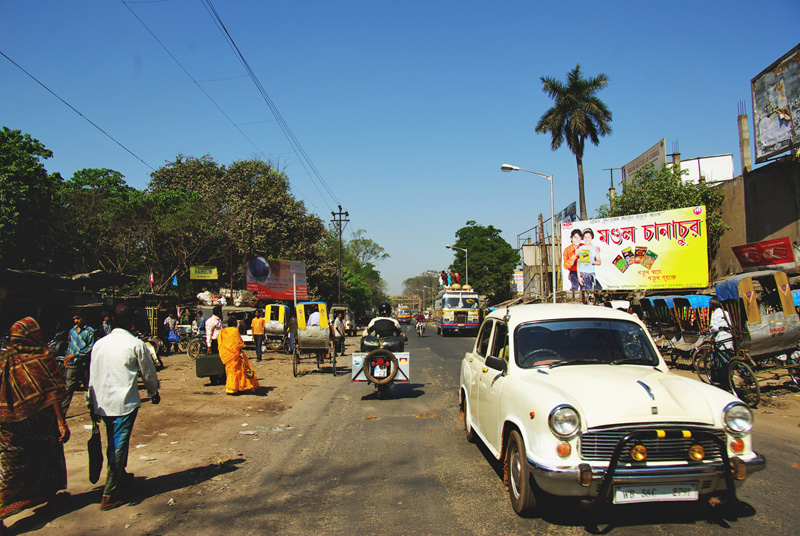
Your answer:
535,64 -> 612,220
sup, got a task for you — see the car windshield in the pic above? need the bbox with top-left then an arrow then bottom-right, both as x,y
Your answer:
514,318 -> 658,369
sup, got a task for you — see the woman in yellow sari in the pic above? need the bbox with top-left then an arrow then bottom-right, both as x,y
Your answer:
218,318 -> 259,395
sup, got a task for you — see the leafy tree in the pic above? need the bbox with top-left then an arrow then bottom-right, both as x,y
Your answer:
596,163 -> 729,261
535,64 -> 612,220
402,273 -> 440,309
0,127 -> 63,269
449,221 -> 518,304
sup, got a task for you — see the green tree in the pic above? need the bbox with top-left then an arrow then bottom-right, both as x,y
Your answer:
596,163 -> 729,262
0,127 -> 63,269
535,64 -> 612,220
449,221 -> 518,304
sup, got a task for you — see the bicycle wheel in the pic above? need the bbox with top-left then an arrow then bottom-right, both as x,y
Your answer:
728,359 -> 761,408
692,344 -> 713,384
178,336 -> 189,352
786,352 -> 800,389
187,339 -> 201,360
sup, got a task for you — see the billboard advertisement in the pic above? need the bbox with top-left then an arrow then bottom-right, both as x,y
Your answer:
555,201 -> 578,224
511,271 -> 524,293
560,206 -> 708,291
245,257 -> 307,300
732,237 -> 796,272
621,138 -> 666,185
751,43 -> 800,163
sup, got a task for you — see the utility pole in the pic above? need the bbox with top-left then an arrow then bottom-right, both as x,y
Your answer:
331,205 -> 349,303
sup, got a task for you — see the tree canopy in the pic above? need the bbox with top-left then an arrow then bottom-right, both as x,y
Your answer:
596,163 -> 729,261
448,221 -> 518,304
535,64 -> 612,220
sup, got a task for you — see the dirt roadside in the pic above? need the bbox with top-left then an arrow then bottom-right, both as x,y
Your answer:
4,340 -> 338,535
5,341 -> 799,534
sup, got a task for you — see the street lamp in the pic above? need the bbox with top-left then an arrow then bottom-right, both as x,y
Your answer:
500,164 -> 557,304
445,244 -> 468,287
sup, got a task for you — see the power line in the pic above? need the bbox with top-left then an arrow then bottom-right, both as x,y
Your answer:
0,49 -> 155,172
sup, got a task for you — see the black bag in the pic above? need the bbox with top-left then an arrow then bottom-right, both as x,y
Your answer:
87,421 -> 103,484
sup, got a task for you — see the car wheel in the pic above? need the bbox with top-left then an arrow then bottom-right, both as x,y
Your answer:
462,396 -> 475,443
507,430 -> 537,516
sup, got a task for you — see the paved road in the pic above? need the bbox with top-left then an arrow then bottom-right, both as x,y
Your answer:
158,326 -> 797,535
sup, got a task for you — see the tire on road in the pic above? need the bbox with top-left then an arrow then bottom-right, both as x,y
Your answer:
507,430 -> 537,516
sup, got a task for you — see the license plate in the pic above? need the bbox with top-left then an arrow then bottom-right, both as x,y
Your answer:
613,482 -> 699,504
373,364 -> 387,378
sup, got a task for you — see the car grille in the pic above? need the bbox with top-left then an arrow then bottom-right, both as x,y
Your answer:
454,312 -> 467,324
579,425 -> 726,462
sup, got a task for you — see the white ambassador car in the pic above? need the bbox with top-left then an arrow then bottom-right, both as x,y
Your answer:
459,304 -> 765,516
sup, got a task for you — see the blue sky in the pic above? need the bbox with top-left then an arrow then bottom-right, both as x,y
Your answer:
2,1 -> 798,294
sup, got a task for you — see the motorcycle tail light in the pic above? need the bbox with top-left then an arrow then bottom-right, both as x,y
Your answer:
377,358 -> 384,366
688,444 -> 705,461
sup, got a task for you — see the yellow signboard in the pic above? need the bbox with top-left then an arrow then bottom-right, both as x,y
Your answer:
190,265 -> 218,280
560,206 -> 708,291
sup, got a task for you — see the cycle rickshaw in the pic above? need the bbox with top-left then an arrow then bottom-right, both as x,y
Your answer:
264,304 -> 291,352
668,294 -> 713,368
699,270 -> 800,407
293,302 -> 337,377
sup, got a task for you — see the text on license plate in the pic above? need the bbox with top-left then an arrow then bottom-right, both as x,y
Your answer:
613,482 -> 699,504
373,365 -> 388,378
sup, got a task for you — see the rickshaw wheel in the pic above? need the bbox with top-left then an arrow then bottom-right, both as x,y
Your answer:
267,338 -> 283,350
292,349 -> 299,377
786,352 -> 800,389
187,339 -> 201,361
692,344 -> 713,384
728,359 -> 760,408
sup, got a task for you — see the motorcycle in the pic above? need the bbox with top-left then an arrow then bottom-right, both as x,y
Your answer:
415,320 -> 425,337
353,334 -> 409,399
47,330 -> 69,376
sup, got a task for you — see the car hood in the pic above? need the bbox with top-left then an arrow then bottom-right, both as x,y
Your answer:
532,365 -> 723,428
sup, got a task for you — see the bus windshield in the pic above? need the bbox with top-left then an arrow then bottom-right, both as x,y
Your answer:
443,294 -> 479,309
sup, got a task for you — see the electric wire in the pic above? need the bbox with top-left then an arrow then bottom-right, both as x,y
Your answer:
0,49 -> 155,172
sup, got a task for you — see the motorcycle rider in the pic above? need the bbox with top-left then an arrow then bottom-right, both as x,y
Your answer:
414,311 -> 426,335
364,302 -> 405,339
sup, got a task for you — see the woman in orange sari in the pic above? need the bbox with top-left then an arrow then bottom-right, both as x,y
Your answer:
217,318 -> 259,395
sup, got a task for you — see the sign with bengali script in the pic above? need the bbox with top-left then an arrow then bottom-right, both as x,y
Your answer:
511,271 -> 524,293
732,237 -> 796,272
190,265 -> 218,280
560,206 -> 708,291
245,257 -> 307,300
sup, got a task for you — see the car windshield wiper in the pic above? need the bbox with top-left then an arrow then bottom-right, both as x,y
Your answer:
549,358 -> 606,369
611,358 -> 653,365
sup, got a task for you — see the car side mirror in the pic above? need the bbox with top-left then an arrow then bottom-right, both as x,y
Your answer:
485,355 -> 507,373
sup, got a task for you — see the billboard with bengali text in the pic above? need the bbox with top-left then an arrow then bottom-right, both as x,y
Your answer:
621,138 -> 666,185
560,206 -> 708,291
189,265 -> 218,280
245,257 -> 307,300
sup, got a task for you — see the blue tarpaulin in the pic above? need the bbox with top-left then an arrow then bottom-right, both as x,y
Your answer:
679,295 -> 712,309
793,289 -> 800,307
715,270 -> 781,302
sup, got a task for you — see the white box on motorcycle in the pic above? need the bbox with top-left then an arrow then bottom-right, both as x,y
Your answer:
352,352 -> 409,382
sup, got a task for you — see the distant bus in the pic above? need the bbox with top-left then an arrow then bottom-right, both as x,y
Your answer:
433,289 -> 481,336
396,305 -> 412,324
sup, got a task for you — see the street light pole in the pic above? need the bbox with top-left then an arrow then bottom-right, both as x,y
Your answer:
445,245 -> 469,287
500,164 -> 557,304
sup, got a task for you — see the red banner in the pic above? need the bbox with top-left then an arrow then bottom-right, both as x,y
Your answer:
732,237 -> 796,271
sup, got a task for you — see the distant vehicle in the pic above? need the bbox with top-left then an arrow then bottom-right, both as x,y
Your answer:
396,305 -> 412,324
433,286 -> 481,336
356,309 -> 373,329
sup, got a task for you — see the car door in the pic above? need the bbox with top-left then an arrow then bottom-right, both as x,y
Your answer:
477,320 -> 509,452
466,319 -> 492,437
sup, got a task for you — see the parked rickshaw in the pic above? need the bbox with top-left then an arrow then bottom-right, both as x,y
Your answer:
638,297 -> 659,338
668,294 -> 713,368
264,304 -> 291,351
707,270 -> 800,407
650,295 -> 681,352
293,302 -> 336,377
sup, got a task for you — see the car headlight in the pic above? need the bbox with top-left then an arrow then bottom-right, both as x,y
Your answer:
549,405 -> 580,438
723,402 -> 753,433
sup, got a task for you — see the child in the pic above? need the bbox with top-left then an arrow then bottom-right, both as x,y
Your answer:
577,228 -> 602,290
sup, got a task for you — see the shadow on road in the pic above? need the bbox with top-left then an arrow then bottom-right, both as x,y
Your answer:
359,383 -> 425,400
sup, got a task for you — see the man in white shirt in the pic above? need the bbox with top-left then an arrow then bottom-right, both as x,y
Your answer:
205,306 -> 222,353
307,307 -> 321,327
88,303 -> 160,511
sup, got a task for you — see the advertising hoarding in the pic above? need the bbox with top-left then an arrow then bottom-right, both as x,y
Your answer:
621,138 -> 666,185
555,201 -> 578,224
511,271 -> 524,293
245,257 -> 307,300
751,43 -> 800,163
190,265 -> 218,280
560,206 -> 708,291
732,237 -> 796,272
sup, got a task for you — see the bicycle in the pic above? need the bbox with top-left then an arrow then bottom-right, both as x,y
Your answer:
693,334 -> 760,408
186,332 -> 206,360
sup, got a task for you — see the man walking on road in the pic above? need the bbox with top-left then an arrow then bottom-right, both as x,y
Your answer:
333,313 -> 345,357
251,309 -> 265,362
88,304 -> 161,511
62,311 -> 95,415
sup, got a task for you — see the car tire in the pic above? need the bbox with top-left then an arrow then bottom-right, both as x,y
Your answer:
462,396 -> 475,443
507,430 -> 537,516
363,348 -> 398,385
